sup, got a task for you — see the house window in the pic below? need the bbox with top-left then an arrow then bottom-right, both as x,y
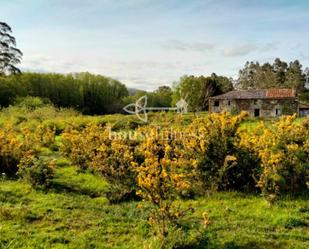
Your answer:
214,101 -> 219,107
228,101 -> 231,106
254,109 -> 260,117
275,109 -> 281,116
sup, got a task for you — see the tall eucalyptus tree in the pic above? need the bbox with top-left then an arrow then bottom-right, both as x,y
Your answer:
0,22 -> 23,75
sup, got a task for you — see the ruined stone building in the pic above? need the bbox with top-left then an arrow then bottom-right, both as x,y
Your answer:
209,89 -> 309,117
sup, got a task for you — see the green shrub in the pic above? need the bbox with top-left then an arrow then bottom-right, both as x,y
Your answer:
283,217 -> 307,229
238,115 -> 309,202
61,124 -> 138,202
18,154 -> 55,189
14,96 -> 51,110
222,147 -> 261,192
0,125 -> 23,176
186,112 -> 248,192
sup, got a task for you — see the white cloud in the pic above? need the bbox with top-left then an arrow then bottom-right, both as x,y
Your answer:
162,40 -> 215,51
223,44 -> 258,57
260,42 -> 280,52
21,53 -> 86,73
222,42 -> 281,57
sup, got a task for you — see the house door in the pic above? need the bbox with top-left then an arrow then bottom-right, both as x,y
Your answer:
254,109 -> 260,117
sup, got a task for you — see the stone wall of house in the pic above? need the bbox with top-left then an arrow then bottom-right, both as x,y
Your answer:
209,99 -> 237,113
210,98 -> 298,117
237,99 -> 298,117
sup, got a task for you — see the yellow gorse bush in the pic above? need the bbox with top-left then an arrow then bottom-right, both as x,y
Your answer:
61,124 -> 138,202
0,124 -> 23,175
20,125 -> 56,151
61,124 -> 106,170
91,137 -> 137,202
0,123 -> 56,187
238,115 -> 309,203
134,126 -> 198,198
184,111 -> 248,191
132,126 -> 198,242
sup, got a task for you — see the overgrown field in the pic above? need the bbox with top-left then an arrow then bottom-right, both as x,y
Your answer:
0,97 -> 308,249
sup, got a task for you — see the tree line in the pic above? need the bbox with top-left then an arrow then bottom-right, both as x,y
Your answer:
0,72 -> 234,114
0,72 -> 129,114
236,58 -> 307,92
1,66 -> 307,114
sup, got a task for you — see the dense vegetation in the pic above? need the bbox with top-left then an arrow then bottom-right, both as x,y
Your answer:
237,59 -> 305,91
0,72 -> 129,114
123,85 -> 173,108
172,73 -> 234,111
0,99 -> 308,248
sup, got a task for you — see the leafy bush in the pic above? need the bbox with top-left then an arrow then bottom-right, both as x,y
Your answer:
18,154 -> 55,189
0,121 -> 56,178
225,147 -> 260,192
133,126 -> 202,247
238,115 -> 309,203
90,137 -> 138,203
61,124 -> 138,202
14,96 -> 51,110
0,127 -> 55,185
61,124 -> 106,170
185,112 -> 248,191
0,125 -> 23,175
110,118 -> 145,131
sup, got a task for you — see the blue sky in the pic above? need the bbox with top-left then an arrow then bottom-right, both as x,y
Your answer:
1,0 -> 309,90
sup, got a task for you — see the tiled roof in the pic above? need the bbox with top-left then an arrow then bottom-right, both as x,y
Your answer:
211,89 -> 296,100
266,89 -> 296,98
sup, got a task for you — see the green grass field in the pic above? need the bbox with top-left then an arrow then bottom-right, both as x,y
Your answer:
1,164 -> 308,249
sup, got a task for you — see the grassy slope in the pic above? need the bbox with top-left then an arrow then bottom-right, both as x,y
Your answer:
1,166 -> 308,249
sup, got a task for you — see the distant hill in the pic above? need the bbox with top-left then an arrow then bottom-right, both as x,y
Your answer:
128,88 -> 145,96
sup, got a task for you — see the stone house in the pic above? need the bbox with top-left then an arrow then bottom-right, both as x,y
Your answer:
209,89 -> 305,117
